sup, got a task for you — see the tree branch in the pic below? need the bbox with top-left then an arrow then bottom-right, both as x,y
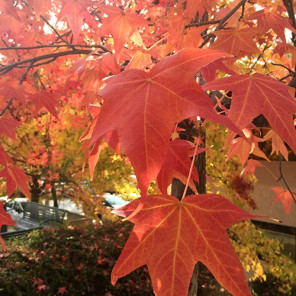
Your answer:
277,154 -> 296,204
282,0 -> 296,45
0,98 -> 14,116
40,15 -> 74,48
198,0 -> 248,48
0,44 -> 110,51
185,20 -> 220,29
0,49 -> 103,76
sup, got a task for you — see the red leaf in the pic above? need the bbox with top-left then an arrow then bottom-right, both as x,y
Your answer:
88,141 -> 101,181
58,287 -> 67,295
271,187 -> 295,214
0,165 -> 30,197
0,201 -> 16,228
157,139 -> 206,194
0,117 -> 20,140
37,284 -> 47,292
28,91 -> 60,118
112,194 -> 254,296
88,131 -> 120,180
83,49 -> 240,193
203,73 -> 296,154
0,200 -> 16,251
247,9 -> 296,42
0,145 -> 13,166
99,6 -> 148,54
59,0 -> 95,43
210,28 -> 260,56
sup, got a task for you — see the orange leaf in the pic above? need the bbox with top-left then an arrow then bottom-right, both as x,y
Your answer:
226,129 -> 268,166
248,9 -> 296,42
210,28 -> 260,57
99,5 -> 148,55
112,194 -> 254,296
241,159 -> 262,177
271,187 -> 295,214
264,130 -> 289,161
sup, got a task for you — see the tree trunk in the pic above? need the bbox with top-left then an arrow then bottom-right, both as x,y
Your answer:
171,121 -> 206,296
51,182 -> 58,208
189,145 -> 206,296
30,176 -> 41,203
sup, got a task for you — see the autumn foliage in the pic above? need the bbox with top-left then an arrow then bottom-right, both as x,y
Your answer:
0,0 -> 296,295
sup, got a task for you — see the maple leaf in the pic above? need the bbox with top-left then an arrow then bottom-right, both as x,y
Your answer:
0,145 -> 13,166
126,50 -> 152,70
210,28 -> 260,57
99,5 -> 148,55
82,49 -> 240,193
0,117 -> 20,140
183,0 -> 216,19
59,0 -> 95,43
0,201 -> 16,228
201,57 -> 237,83
28,91 -> 60,118
248,9 -> 296,42
37,284 -> 47,292
26,0 -> 51,20
157,139 -> 207,194
241,159 -> 262,177
202,73 -> 296,154
264,130 -> 289,161
226,129 -> 268,166
271,187 -> 295,214
58,287 -> 67,295
0,165 -> 30,197
0,200 -> 16,251
0,84 -> 26,104
112,194 -> 254,296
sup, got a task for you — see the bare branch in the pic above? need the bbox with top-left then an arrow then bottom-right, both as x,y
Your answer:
271,62 -> 294,74
0,44 -> 109,51
0,98 -> 14,116
40,15 -> 74,48
185,20 -> 220,29
277,154 -> 296,204
198,0 -> 248,48
0,49 -> 102,76
19,61 -> 34,85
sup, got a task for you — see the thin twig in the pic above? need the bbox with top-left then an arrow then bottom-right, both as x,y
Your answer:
181,139 -> 201,200
271,62 -> 294,74
0,98 -> 14,116
185,20 -> 220,29
279,73 -> 294,82
198,0 -> 248,48
19,61 -> 34,85
0,49 -> 99,76
0,44 -> 110,51
40,15 -> 74,48
246,44 -> 271,74
277,153 -> 296,204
